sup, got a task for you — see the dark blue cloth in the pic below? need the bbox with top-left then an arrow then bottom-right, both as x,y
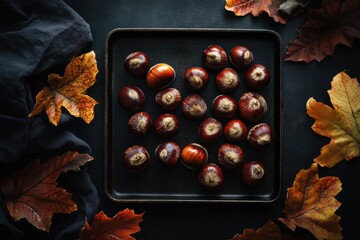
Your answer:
0,0 -> 99,239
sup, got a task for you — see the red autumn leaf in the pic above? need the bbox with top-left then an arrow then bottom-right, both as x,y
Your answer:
230,220 -> 282,240
225,0 -> 286,24
285,0 -> 360,62
0,151 -> 93,232
79,209 -> 143,240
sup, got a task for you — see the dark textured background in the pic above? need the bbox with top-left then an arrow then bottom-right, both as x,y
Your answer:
65,0 -> 360,239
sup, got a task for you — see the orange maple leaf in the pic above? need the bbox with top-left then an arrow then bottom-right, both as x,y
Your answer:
230,220 -> 282,240
0,151 -> 94,232
306,71 -> 360,168
79,209 -> 143,240
29,51 -> 99,126
279,163 -> 342,240
225,0 -> 286,24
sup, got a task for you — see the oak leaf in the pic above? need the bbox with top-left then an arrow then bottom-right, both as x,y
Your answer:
225,0 -> 286,24
306,72 -> 360,168
0,151 -> 94,232
230,220 -> 282,240
279,163 -> 342,240
79,209 -> 143,240
29,51 -> 99,126
285,0 -> 360,62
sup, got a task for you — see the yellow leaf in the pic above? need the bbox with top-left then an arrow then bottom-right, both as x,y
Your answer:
29,51 -> 99,126
306,71 -> 360,167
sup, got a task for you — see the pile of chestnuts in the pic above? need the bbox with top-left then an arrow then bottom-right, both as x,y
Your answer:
118,44 -> 273,191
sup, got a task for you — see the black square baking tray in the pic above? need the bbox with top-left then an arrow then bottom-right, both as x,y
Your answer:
105,28 -> 283,203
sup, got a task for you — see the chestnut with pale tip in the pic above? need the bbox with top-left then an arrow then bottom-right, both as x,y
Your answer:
247,123 -> 272,148
181,94 -> 207,120
245,64 -> 271,90
128,111 -> 152,136
118,85 -> 145,112
242,161 -> 265,187
181,143 -> 208,170
212,95 -> 237,120
217,143 -> 244,169
154,113 -> 179,138
123,145 -> 150,173
238,92 -> 267,122
198,118 -> 223,144
198,163 -> 224,189
223,119 -> 248,143
184,67 -> 209,92
229,45 -> 253,69
155,142 -> 181,168
155,88 -> 181,111
215,68 -> 240,93
123,51 -> 150,76
203,45 -> 227,70
146,63 -> 176,90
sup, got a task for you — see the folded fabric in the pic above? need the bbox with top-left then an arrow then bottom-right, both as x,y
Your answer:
0,0 -> 99,239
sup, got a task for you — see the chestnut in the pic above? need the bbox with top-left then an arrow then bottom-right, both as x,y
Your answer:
155,142 -> 181,168
198,118 -> 223,144
203,45 -> 227,70
154,113 -> 179,138
128,112 -> 152,136
184,67 -> 209,92
223,119 -> 248,143
146,63 -> 176,90
123,51 -> 150,76
217,143 -> 244,169
242,161 -> 265,187
215,68 -> 240,93
212,95 -> 237,120
123,145 -> 150,173
247,123 -> 272,148
238,92 -> 267,122
245,64 -> 271,90
155,88 -> 181,111
229,45 -> 253,69
181,94 -> 207,120
181,143 -> 208,170
118,85 -> 145,112
198,163 -> 224,189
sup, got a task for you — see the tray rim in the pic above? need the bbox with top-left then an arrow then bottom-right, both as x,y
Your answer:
104,28 -> 283,204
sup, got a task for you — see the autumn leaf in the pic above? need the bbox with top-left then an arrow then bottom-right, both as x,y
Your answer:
306,72 -> 360,168
285,0 -> 360,62
0,151 -> 94,232
278,163 -> 342,240
230,220 -> 282,240
29,51 -> 99,126
79,209 -> 143,240
225,0 -> 286,24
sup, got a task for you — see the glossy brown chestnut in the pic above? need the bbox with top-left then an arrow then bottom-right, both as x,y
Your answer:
229,46 -> 253,69
184,67 -> 209,91
128,111 -> 152,136
238,92 -> 267,122
212,95 -> 237,120
123,145 -> 150,173
247,123 -> 272,148
155,88 -> 181,111
223,119 -> 248,143
203,45 -> 227,70
154,113 -> 179,138
217,143 -> 244,169
181,94 -> 207,120
146,63 -> 176,90
245,64 -> 271,90
118,85 -> 145,112
181,143 -> 208,170
215,68 -> 240,93
198,118 -> 223,144
123,51 -> 150,76
242,161 -> 265,187
198,163 -> 224,189
155,141 -> 181,168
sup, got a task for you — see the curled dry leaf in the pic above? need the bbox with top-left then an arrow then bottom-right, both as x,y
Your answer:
285,0 -> 360,63
79,209 -> 143,240
29,51 -> 99,126
230,220 -> 282,240
0,151 -> 94,232
279,163 -> 342,240
225,0 -> 286,24
306,71 -> 360,168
